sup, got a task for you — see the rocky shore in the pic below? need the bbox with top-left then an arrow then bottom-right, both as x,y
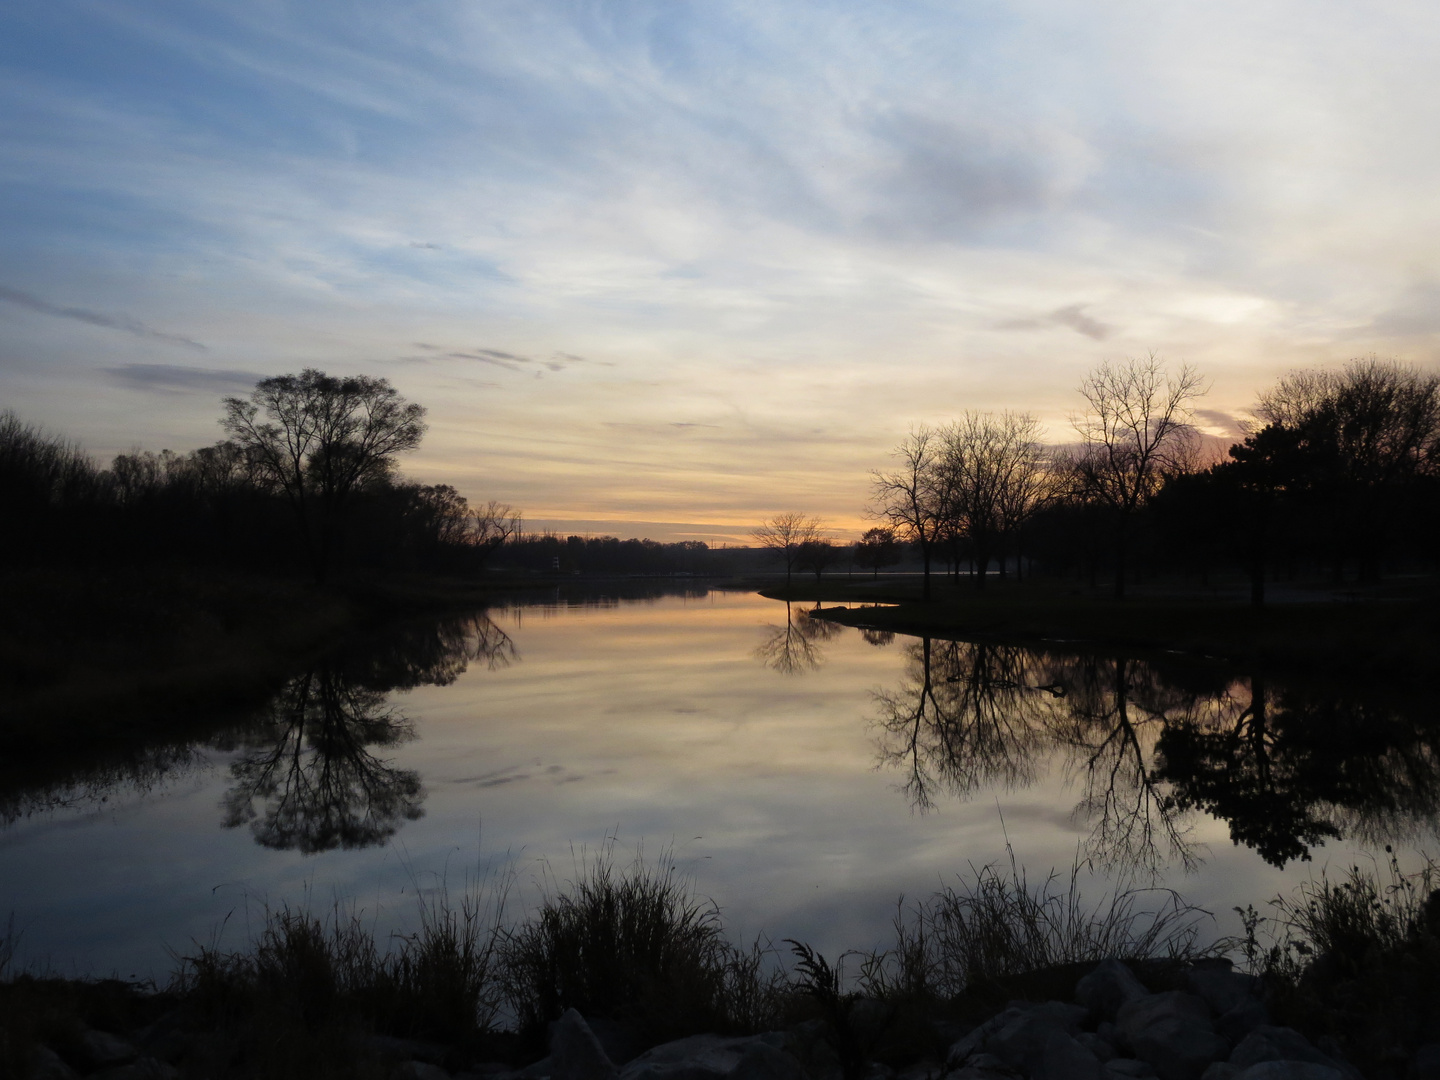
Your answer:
18,957 -> 1431,1080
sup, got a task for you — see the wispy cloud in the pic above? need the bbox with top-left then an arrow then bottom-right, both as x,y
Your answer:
1193,408 -> 1247,437
406,343 -> 600,373
996,304 -> 1114,341
106,364 -> 263,394
0,286 -> 206,350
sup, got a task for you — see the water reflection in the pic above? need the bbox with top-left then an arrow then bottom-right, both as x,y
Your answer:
217,611 -> 515,853
754,602 -> 839,674
219,667 -> 422,852
867,633 -> 1440,873
1,610 -> 516,853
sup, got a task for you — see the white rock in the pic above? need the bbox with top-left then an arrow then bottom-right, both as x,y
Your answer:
88,1059 -> 180,1080
1076,960 -> 1151,1022
1118,992 -> 1229,1080
1228,1028 -> 1337,1072
1106,1061 -> 1157,1080
392,1063 -> 453,1080
1182,968 -> 1260,1019
551,1010 -> 618,1080
1234,1064 -> 1343,1080
26,1045 -> 80,1080
77,1030 -> 139,1070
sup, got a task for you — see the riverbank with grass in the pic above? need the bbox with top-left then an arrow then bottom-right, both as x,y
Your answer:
2,851 -> 1435,1080
757,574 -> 1440,680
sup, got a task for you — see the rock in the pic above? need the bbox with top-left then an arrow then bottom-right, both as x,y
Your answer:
895,1059 -> 941,1080
393,1064 -> 453,1080
552,1010 -> 618,1080
1201,1066 -> 1237,1080
1015,1000 -> 1089,1035
1033,1030 -> 1105,1080
1229,1028 -> 1338,1072
732,1042 -> 805,1080
947,1009 -> 1027,1066
1079,1032 -> 1117,1063
1118,993 -> 1212,1037
1107,1062 -> 1158,1079
367,1035 -> 452,1065
1412,1043 -> 1440,1080
1099,1022 -> 1125,1054
1234,1065 -> 1343,1080
26,1045 -> 80,1080
1118,993 -> 1229,1080
1077,960 -> 1151,1022
89,1059 -> 180,1080
619,1034 -> 793,1080
1183,968 -> 1261,1019
951,1053 -> 1017,1080
984,1010 -> 1103,1080
75,1029 -> 140,1070
1215,999 -> 1270,1044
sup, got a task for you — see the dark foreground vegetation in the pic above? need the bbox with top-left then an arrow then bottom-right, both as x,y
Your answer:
2,850 -> 1436,1079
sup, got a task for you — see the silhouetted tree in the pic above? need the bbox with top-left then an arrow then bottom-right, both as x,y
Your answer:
796,538 -> 842,581
752,512 -> 825,585
1252,358 -> 1440,582
222,369 -> 427,581
936,412 -> 1048,589
1069,355 -> 1205,598
853,527 -> 902,578
871,428 -> 945,600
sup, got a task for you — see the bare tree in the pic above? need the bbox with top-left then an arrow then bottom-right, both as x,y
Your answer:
870,427 -> 945,600
469,500 -> 523,564
751,511 -> 824,585
994,413 -> 1052,581
936,412 -> 1049,589
1070,356 -> 1205,598
222,369 -> 427,581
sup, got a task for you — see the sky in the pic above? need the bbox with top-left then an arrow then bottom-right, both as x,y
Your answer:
3,1 -> 1440,542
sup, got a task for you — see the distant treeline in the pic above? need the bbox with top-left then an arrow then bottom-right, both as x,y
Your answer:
865,356 -> 1440,601
0,408 -> 514,576
8,357 -> 1439,592
496,534 -> 756,577
0,369 -> 527,579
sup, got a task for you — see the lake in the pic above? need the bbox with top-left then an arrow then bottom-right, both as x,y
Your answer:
2,585 -> 1434,982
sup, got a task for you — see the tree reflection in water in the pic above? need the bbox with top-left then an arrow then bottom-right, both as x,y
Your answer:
219,611 -> 515,853
1156,677 -> 1440,867
754,602 -> 839,675
869,633 -> 1440,875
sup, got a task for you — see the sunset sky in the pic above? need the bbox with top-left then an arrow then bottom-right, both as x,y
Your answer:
3,1 -> 1439,541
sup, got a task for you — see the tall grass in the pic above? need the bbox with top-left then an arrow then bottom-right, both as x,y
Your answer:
172,875 -> 510,1078
500,845 -> 783,1047
1240,851 -> 1440,1078
857,852 -> 1220,1003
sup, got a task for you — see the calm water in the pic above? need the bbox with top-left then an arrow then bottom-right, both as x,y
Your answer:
3,587 -> 1436,981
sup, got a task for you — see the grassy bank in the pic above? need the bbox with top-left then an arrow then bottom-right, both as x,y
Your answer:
760,574 -> 1440,679
0,851 -> 1224,1079
3,850 -> 1434,1079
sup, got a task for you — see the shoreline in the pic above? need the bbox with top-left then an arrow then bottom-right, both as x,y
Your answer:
754,576 -> 1440,680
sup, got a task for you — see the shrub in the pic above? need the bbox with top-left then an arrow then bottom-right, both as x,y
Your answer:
500,846 -> 781,1046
